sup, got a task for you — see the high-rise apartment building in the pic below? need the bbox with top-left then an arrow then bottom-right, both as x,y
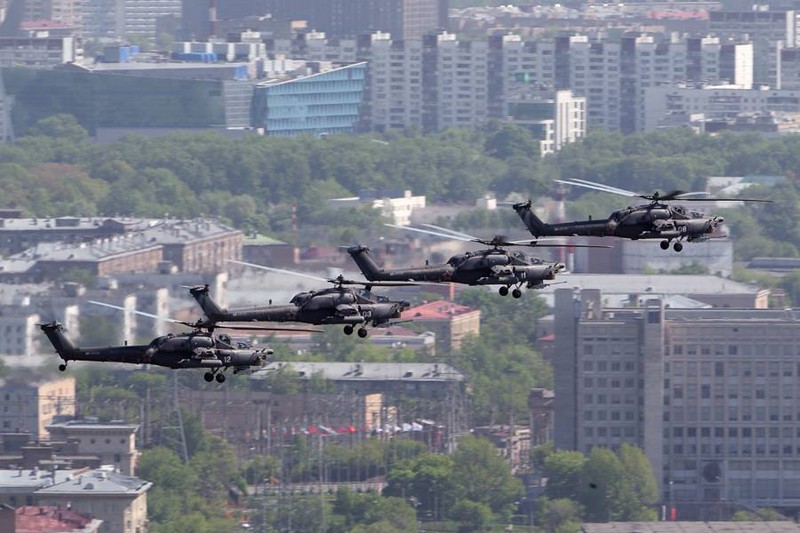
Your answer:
553,287 -> 800,511
82,0 -> 180,40
23,0 -> 80,28
268,31 -> 750,135
181,0 -> 446,41
708,5 -> 798,87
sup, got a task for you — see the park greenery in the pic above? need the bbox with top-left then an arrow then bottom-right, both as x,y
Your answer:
13,114 -> 800,528
4,113 -> 799,269
535,443 -> 659,532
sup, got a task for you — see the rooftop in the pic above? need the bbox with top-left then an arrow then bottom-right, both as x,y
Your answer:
37,467 -> 151,496
403,300 -> 479,320
13,505 -> 100,533
0,468 -> 83,491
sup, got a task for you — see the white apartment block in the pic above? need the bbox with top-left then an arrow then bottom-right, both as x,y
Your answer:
709,6 -> 798,87
507,90 -> 586,156
644,85 -> 800,131
554,288 -> 800,512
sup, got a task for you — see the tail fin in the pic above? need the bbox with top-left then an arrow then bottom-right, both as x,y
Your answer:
346,245 -> 385,281
513,200 -> 550,237
39,322 -> 78,360
188,284 -> 226,322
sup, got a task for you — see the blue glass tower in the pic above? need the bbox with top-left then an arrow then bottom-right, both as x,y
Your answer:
252,62 -> 366,137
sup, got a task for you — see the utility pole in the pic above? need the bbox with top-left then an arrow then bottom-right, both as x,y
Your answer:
158,372 -> 189,462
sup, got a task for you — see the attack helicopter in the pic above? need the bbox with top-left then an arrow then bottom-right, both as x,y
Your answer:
189,260 -> 413,338
39,321 -> 271,384
349,224 -> 606,298
513,178 -> 771,252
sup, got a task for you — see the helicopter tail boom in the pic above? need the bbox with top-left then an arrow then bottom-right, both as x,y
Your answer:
513,201 -> 554,237
188,285 -> 227,322
39,322 -> 79,361
346,245 -> 385,281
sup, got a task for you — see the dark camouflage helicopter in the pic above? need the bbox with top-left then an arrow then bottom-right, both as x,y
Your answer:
348,224 -> 605,298
40,321 -> 272,383
514,178 -> 771,252
191,260 -> 413,338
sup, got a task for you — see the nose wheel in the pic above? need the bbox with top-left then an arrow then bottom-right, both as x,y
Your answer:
58,363 -> 67,372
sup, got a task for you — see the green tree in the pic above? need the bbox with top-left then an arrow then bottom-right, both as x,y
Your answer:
450,499 -> 494,532
450,436 -> 524,518
384,452 -> 453,519
617,443 -> 658,517
579,447 -> 626,521
543,450 -> 587,501
484,122 -> 540,160
26,113 -> 88,141
536,497 -> 583,533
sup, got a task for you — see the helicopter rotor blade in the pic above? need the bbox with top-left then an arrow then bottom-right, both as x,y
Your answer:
556,178 -> 639,198
666,196 -> 773,203
384,223 -> 475,243
228,259 -> 413,288
418,223 -> 478,241
503,239 -> 612,248
88,300 -> 198,328
213,323 -> 323,333
227,259 -> 329,282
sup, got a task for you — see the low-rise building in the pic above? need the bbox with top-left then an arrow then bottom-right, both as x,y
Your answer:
0,377 -> 76,440
402,300 -> 480,353
46,420 -> 139,476
0,504 -> 102,532
36,467 -> 150,533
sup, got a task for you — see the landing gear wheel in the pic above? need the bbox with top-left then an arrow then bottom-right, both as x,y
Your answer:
357,328 -> 369,338
499,286 -> 509,296
343,325 -> 354,335
512,288 -> 523,298
673,242 -> 683,252
58,364 -> 67,372
660,240 -> 670,250
203,372 -> 214,382
215,373 -> 226,383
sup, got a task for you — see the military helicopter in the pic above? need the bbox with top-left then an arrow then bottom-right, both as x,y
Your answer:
190,260 -> 413,338
513,178 -> 771,252
39,321 -> 272,384
349,223 -> 603,298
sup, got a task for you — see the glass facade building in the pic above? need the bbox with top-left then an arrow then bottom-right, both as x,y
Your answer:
1,66 -> 254,135
252,63 -> 366,137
